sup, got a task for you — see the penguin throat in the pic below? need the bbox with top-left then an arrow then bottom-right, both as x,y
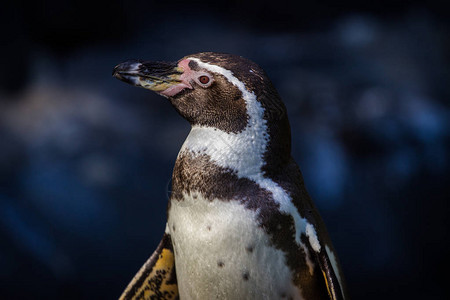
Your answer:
180,124 -> 268,179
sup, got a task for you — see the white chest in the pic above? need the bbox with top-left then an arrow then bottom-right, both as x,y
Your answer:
167,192 -> 302,300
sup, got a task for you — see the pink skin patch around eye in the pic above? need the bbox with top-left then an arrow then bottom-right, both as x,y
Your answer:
160,59 -> 194,97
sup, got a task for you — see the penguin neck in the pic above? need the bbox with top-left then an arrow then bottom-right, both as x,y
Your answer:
179,116 -> 291,181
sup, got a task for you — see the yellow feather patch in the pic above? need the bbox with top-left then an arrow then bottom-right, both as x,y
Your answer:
120,246 -> 178,300
322,270 -> 332,299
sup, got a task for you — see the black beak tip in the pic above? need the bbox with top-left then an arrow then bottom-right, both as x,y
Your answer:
112,59 -> 141,78
112,66 -> 119,78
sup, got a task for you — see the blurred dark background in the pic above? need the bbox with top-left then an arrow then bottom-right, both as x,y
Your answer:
1,0 -> 449,299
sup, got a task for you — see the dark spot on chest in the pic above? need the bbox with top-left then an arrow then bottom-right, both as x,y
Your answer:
242,271 -> 249,281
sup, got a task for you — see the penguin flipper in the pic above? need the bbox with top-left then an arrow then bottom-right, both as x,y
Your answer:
119,232 -> 178,300
313,246 -> 344,300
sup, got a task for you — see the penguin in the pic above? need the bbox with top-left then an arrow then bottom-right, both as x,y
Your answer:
113,52 -> 347,300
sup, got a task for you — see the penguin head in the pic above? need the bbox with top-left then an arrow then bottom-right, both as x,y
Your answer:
113,52 -> 287,134
113,52 -> 291,171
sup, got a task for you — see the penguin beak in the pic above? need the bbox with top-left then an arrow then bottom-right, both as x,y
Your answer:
112,60 -> 193,96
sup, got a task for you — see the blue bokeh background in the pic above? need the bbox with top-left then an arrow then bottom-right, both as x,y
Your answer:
1,1 -> 449,299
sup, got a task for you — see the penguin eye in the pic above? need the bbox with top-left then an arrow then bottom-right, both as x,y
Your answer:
198,75 -> 210,85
